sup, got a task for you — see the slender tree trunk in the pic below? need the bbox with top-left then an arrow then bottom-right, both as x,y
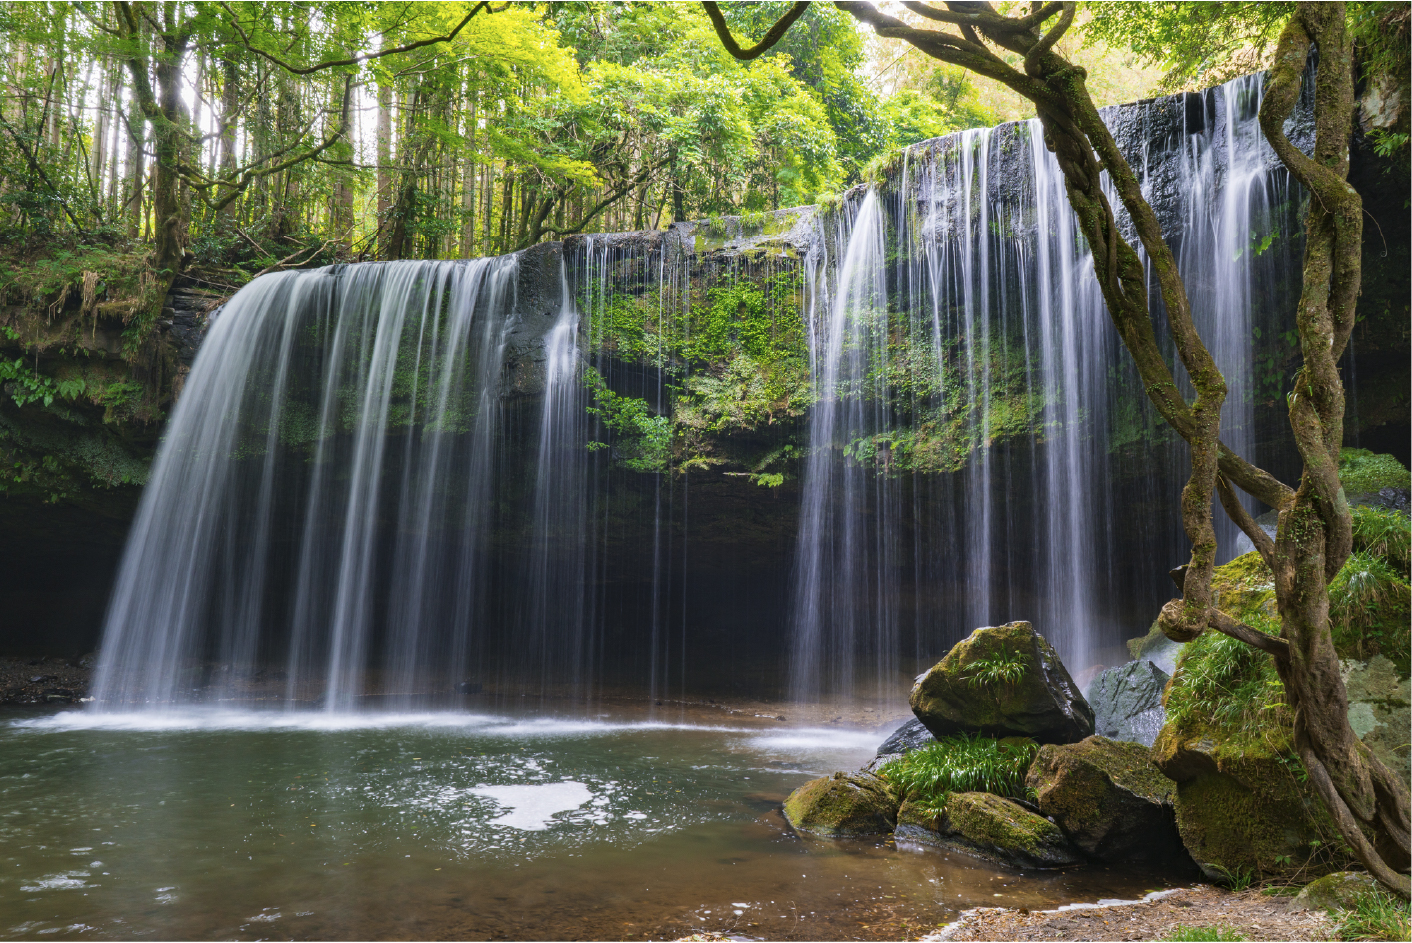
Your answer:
376,77 -> 392,258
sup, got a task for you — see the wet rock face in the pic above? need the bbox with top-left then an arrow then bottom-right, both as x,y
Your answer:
910,621 -> 1094,744
895,792 -> 1082,869
865,717 -> 937,772
1026,736 -> 1182,862
782,771 -> 898,838
1088,661 -> 1170,748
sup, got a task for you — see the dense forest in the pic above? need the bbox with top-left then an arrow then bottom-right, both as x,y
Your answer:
0,1 -> 1015,273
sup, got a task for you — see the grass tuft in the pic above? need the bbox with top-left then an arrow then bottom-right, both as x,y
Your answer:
1334,887 -> 1412,941
878,732 -> 1037,801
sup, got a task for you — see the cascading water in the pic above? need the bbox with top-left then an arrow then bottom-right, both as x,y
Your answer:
786,72 -> 1304,694
94,259 -> 520,707
90,73 -> 1306,711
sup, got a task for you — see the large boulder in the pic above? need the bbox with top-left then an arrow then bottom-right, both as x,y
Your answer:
911,622 -> 1094,744
865,717 -> 936,772
1026,736 -> 1184,862
895,792 -> 1082,869
783,771 -> 898,838
1088,661 -> 1170,747
1152,727 -> 1355,883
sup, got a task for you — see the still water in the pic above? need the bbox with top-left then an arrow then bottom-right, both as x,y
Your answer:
2,703 -> 1180,940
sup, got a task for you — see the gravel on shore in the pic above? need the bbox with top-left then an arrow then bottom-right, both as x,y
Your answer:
924,884 -> 1335,942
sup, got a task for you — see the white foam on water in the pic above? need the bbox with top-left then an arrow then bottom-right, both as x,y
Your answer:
469,782 -> 593,830
6,709 -> 755,737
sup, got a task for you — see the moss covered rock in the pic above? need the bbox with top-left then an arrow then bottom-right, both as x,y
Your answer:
1152,726 -> 1354,883
895,791 -> 1082,869
782,771 -> 898,838
911,622 -> 1093,744
1026,735 -> 1183,862
1290,871 -> 1382,912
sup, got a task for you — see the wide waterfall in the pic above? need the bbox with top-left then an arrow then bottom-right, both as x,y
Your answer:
91,74 -> 1306,709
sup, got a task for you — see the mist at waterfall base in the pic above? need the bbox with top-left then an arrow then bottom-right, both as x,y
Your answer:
89,74 -> 1303,709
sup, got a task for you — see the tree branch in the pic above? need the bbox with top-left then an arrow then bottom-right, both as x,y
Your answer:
217,1 -> 503,76
701,1 -> 813,61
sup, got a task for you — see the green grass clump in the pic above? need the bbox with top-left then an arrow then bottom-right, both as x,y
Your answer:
879,733 -> 1037,801
1162,927 -> 1247,942
964,644 -> 1029,691
1165,625 -> 1289,738
1333,887 -> 1411,941
1339,448 -> 1411,496
1350,505 -> 1411,574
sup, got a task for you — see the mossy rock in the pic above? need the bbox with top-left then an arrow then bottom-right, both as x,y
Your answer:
910,621 -> 1094,744
1290,871 -> 1382,912
1027,736 -> 1183,862
1339,448 -> 1411,497
782,771 -> 898,838
896,792 -> 1082,869
1152,727 -> 1355,883
1210,552 -> 1277,620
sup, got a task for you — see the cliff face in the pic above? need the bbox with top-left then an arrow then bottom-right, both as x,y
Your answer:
0,76 -> 1405,670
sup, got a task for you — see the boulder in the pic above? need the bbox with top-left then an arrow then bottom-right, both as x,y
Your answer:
895,792 -> 1082,869
783,771 -> 898,838
1152,726 -> 1354,882
1127,619 -> 1181,675
1342,655 -> 1411,781
865,717 -> 936,772
1026,736 -> 1183,862
1290,871 -> 1382,912
911,622 -> 1094,744
1088,661 -> 1170,747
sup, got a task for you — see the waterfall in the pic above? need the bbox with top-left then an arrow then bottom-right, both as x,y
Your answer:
93,260 -> 520,707
785,72 -> 1303,694
90,74 -> 1305,710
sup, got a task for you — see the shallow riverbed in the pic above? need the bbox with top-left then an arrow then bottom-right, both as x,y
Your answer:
1,703 -> 1183,940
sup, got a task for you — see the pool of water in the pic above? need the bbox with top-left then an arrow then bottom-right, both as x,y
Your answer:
1,703 -> 1183,940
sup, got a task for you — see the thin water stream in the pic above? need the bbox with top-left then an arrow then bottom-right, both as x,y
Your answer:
1,704 -> 1183,941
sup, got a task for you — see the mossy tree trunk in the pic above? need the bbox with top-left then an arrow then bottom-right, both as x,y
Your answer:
705,0 -> 1410,893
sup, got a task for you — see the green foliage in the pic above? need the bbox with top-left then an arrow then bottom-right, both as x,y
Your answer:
1083,2 -> 1294,91
1165,613 -> 1290,738
1350,505 -> 1411,573
1329,541 -> 1412,674
1339,448 -> 1411,496
964,644 -> 1029,692
1333,886 -> 1412,942
583,367 -> 671,473
879,733 -> 1038,802
1161,926 -> 1248,942
0,356 -> 85,408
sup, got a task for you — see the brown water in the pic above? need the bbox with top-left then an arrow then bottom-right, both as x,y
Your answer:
0,702 -> 1185,940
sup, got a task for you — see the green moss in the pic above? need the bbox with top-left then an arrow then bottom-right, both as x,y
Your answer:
782,771 -> 898,838
1339,448 -> 1411,495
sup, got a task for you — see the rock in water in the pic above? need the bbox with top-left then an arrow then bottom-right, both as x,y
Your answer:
1290,871 -> 1383,911
910,621 -> 1094,744
865,717 -> 936,772
1089,661 -> 1170,747
895,792 -> 1082,869
1026,736 -> 1183,862
782,772 -> 898,838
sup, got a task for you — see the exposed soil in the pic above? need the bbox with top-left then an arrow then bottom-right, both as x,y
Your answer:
0,655 -> 91,704
926,885 -> 1335,941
